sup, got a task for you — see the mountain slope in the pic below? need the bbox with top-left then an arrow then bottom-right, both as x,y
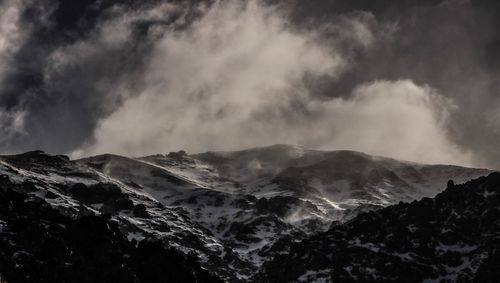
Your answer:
263,173 -> 500,282
0,151 -> 239,281
0,146 -> 492,282
194,145 -> 491,220
0,176 -> 222,283
77,152 -> 308,279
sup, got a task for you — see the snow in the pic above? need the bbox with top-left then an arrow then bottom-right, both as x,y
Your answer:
321,197 -> 346,211
349,238 -> 380,252
407,224 -> 418,233
436,243 -> 478,254
297,269 -> 332,283
127,232 -> 145,242
483,190 -> 496,198
0,220 -> 6,232
392,252 -> 415,261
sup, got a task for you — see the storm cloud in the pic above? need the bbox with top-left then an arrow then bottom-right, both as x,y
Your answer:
0,0 -> 499,168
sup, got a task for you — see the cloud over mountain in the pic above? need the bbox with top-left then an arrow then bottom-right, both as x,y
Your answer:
0,0 -> 498,168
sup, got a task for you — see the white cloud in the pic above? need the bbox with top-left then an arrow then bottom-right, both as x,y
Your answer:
307,80 -> 473,165
79,0 -> 344,156
76,0 -> 472,167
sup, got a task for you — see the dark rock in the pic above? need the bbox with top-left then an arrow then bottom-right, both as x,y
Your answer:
167,150 -> 188,159
133,204 -> 150,218
447,179 -> 455,189
69,182 -> 125,204
115,198 -> 134,211
100,202 -> 116,215
0,174 -> 10,185
44,191 -> 59,199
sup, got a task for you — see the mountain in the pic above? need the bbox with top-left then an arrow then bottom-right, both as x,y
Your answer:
0,145 -> 492,282
262,172 -> 500,282
0,177 -> 222,283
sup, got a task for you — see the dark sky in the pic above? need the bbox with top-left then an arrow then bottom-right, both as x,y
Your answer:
0,0 -> 499,168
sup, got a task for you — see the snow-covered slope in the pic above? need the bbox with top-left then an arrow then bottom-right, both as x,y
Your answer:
0,151 -> 240,280
76,152 -> 308,280
0,145 -> 492,282
194,145 -> 491,220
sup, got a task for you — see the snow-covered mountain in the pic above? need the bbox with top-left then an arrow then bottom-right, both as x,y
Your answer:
193,145 -> 490,221
0,145 -> 492,282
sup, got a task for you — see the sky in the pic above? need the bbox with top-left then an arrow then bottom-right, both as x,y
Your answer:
0,0 -> 499,168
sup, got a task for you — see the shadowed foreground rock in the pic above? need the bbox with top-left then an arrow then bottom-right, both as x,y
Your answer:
0,177 -> 222,283
262,173 -> 500,282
